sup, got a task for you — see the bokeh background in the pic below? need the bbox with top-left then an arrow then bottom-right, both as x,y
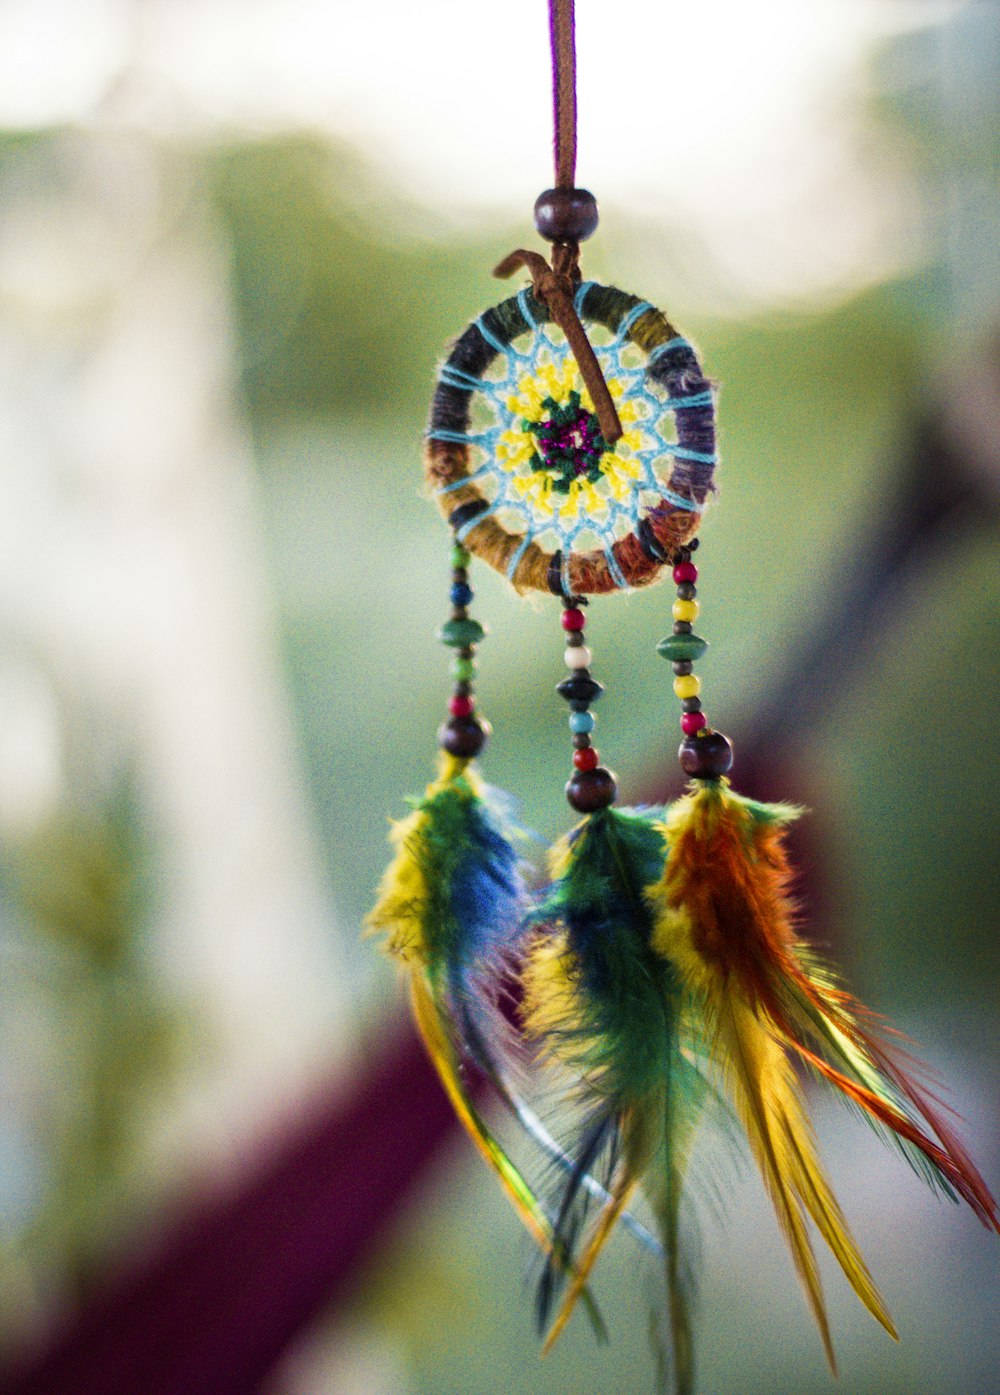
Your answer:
0,2 -> 997,1393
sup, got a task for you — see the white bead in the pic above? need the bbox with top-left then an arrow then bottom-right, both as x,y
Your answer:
565,645 -> 592,669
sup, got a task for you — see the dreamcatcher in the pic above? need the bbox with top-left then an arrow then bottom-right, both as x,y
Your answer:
367,4 -> 998,1390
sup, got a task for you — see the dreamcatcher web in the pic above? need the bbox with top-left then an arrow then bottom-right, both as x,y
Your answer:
428,283 -> 715,584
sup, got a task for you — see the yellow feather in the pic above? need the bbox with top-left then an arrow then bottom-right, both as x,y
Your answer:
541,1109 -> 656,1354
365,754 -> 474,964
703,987 -> 897,1362
542,1170 -> 641,1354
712,991 -> 837,1368
408,974 -> 553,1253
521,928 -> 580,1044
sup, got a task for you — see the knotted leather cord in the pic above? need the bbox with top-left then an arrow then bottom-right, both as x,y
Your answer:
550,0 -> 577,189
493,244 -> 622,444
493,4 -> 622,443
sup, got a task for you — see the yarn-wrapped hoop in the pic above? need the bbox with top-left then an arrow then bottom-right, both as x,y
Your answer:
425,282 -> 716,595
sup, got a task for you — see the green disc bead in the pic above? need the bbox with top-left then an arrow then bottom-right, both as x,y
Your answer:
656,632 -> 708,662
438,617 -> 486,647
450,544 -> 472,568
451,655 -> 475,681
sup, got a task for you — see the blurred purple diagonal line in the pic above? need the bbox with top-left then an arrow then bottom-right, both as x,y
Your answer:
3,1019 -> 463,1395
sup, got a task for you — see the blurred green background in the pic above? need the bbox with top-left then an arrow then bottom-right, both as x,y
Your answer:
0,2 -> 997,1392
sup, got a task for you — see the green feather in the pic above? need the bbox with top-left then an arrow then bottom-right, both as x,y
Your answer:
523,807 -> 711,1391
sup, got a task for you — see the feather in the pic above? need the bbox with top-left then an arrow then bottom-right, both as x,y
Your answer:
521,806 -> 708,1395
648,776 -> 999,1370
367,753 -> 608,1325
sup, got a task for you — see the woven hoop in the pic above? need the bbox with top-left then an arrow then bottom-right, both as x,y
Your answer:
425,282 -> 716,595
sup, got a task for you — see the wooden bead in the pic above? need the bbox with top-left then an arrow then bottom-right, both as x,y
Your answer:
673,674 -> 701,699
566,765 -> 618,812
533,187 -> 600,243
439,715 -> 491,758
656,633 -> 708,662
561,607 -> 586,631
439,617 -> 486,647
557,675 -> 605,705
678,731 -> 733,779
573,746 -> 599,771
672,598 -> 699,624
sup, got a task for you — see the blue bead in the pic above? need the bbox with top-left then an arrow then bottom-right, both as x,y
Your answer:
450,581 -> 474,607
569,710 -> 595,734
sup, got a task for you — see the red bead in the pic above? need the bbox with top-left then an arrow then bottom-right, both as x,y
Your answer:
573,746 -> 599,771
561,607 -> 586,632
673,561 -> 698,584
680,711 -> 706,735
449,695 -> 474,718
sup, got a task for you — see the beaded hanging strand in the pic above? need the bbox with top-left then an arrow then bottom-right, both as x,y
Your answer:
437,538 -> 490,759
555,594 -> 616,812
655,537 -> 734,777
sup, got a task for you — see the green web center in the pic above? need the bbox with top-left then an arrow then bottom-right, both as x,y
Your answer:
527,391 -> 610,494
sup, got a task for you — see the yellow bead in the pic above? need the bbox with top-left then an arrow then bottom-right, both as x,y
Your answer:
673,674 -> 701,699
672,598 -> 699,623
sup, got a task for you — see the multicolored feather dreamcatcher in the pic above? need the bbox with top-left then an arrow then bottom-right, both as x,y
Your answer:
368,3 -> 998,1390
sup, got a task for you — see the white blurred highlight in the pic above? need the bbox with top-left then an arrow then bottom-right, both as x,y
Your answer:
0,0 -> 957,308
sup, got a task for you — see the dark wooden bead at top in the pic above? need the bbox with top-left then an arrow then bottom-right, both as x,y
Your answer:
566,765 -> 617,812
439,714 -> 491,759
534,187 -> 600,243
678,730 -> 733,779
